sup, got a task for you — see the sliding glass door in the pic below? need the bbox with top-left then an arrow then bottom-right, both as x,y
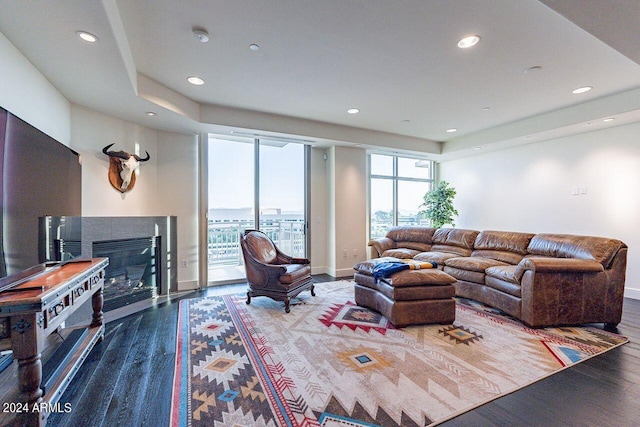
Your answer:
259,140 -> 306,257
207,136 -> 307,284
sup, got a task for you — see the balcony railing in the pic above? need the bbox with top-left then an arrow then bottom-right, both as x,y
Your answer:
208,220 -> 305,267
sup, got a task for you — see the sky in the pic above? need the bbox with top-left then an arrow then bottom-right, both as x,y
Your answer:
208,138 -> 431,217
370,154 -> 432,215
208,137 -> 305,213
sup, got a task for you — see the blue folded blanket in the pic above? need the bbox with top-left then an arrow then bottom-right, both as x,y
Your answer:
372,260 -> 437,280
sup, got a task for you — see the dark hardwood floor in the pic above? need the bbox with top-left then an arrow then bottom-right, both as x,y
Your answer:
39,276 -> 639,427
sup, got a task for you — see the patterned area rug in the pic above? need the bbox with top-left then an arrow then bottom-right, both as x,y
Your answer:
170,281 -> 628,426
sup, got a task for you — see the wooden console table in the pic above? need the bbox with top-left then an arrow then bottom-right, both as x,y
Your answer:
0,258 -> 107,426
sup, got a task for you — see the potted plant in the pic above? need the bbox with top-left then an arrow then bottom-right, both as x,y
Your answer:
419,181 -> 458,227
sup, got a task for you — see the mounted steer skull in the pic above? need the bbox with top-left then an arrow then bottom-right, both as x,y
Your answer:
102,143 -> 150,193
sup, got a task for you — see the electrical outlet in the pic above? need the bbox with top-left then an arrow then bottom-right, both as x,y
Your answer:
182,259 -> 188,268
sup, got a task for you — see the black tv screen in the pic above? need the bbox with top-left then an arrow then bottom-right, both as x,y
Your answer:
0,107 -> 81,277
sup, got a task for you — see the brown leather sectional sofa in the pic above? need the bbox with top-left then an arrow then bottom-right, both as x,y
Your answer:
369,226 -> 628,328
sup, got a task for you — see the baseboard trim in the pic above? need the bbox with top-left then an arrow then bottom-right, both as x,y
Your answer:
333,267 -> 355,278
624,287 -> 640,300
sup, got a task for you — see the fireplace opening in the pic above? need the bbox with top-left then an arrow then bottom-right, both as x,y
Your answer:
92,237 -> 161,312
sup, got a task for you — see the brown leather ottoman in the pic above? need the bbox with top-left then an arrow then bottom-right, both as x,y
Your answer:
353,258 -> 457,327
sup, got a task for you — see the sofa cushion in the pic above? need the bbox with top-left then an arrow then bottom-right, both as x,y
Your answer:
470,250 -> 524,265
470,230 -> 535,264
443,266 -> 485,284
444,256 -> 508,285
386,226 -> 436,244
484,265 -> 523,297
382,248 -> 421,259
279,264 -> 311,284
392,241 -> 432,252
485,265 -> 520,283
527,233 -> 625,268
484,276 -> 522,298
413,251 -> 460,265
430,228 -> 479,256
445,256 -> 508,272
474,230 -> 535,254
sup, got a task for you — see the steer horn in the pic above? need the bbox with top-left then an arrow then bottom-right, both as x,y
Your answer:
102,143 -> 151,162
133,151 -> 150,162
102,143 -> 130,160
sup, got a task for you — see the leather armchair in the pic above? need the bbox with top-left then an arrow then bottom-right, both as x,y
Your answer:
240,229 -> 315,312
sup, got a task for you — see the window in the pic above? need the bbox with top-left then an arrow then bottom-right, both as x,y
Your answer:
369,154 -> 434,239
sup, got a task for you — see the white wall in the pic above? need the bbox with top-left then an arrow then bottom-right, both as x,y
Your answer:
0,31 -> 70,145
310,148 -> 328,274
156,131 -> 199,290
70,105 -> 199,291
325,146 -> 368,277
71,105 -> 159,215
440,122 -> 640,299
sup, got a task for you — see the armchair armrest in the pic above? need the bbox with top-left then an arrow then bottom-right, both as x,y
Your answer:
275,251 -> 310,265
515,256 -> 604,278
368,237 -> 396,257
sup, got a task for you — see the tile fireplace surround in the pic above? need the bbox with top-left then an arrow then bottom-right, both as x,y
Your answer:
39,216 -> 178,300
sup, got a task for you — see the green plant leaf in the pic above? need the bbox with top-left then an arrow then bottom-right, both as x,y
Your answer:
418,181 -> 459,228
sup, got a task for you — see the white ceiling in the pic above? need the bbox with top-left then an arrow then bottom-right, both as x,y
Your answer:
1,0 -> 639,159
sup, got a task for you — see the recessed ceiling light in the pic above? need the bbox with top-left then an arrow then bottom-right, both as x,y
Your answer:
457,35 -> 480,49
146,111 -> 157,116
347,108 -> 360,114
603,117 -> 615,122
481,106 -> 491,111
572,86 -> 593,94
446,128 -> 458,133
77,31 -> 99,43
249,44 -> 260,51
187,76 -> 205,85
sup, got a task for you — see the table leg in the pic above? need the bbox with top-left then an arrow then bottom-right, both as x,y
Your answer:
91,286 -> 104,328
11,313 -> 46,426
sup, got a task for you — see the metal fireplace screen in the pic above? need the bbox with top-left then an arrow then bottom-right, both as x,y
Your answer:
92,236 -> 160,312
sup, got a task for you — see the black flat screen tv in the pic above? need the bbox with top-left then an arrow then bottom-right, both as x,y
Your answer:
0,107 -> 81,277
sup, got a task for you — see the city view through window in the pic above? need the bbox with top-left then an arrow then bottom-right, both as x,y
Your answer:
370,154 -> 434,239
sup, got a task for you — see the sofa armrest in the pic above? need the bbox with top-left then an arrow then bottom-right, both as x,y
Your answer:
516,257 -> 604,278
368,237 -> 396,257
